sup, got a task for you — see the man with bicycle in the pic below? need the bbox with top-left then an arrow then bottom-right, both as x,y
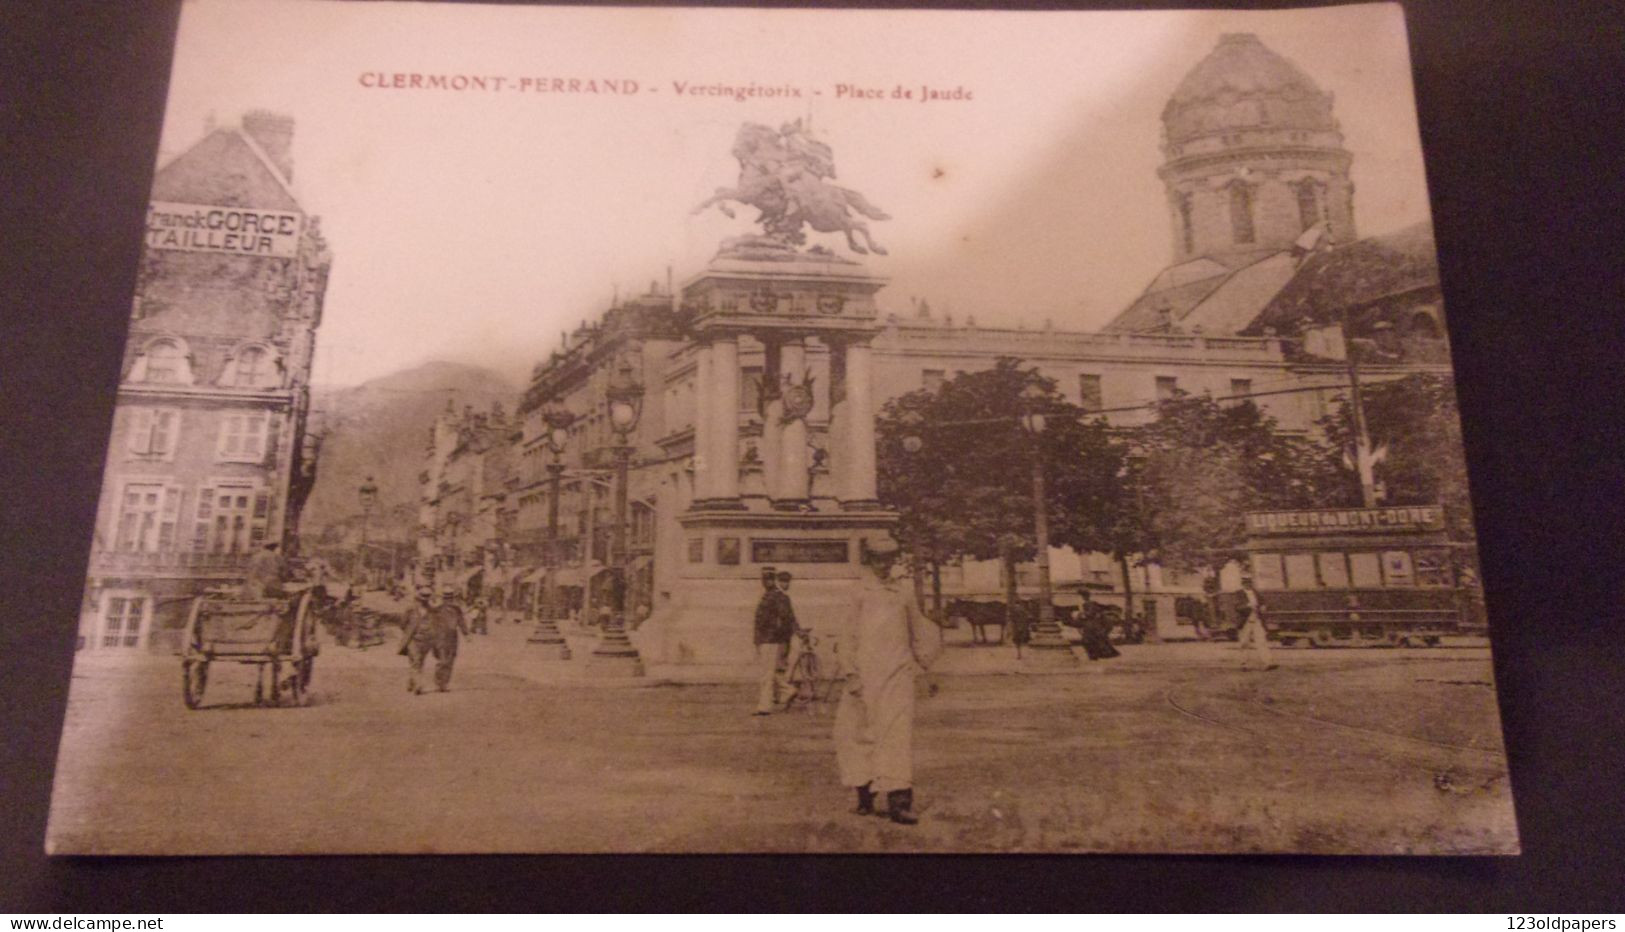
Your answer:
752,567 -> 801,715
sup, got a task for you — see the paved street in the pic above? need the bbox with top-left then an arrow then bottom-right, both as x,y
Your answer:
47,616 -> 1517,854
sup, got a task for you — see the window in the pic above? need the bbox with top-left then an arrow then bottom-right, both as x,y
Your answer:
1155,376 -> 1179,401
218,412 -> 270,461
687,538 -> 705,563
1229,181 -> 1256,245
922,369 -> 945,393
1293,178 -> 1326,232
1382,550 -> 1415,587
195,483 -> 269,554
1415,550 -> 1452,588
228,346 -> 275,388
101,596 -> 145,649
1251,553 -> 1285,590
1317,552 -> 1350,589
126,408 -> 181,458
1079,374 -> 1103,412
143,339 -> 188,383
115,483 -> 178,552
1348,552 -> 1382,588
1175,191 -> 1194,254
1284,552 -> 1319,589
1229,378 -> 1253,400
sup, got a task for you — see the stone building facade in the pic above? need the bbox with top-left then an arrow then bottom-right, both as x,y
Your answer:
418,33 -> 1453,650
418,401 -> 518,589
80,111 -> 331,652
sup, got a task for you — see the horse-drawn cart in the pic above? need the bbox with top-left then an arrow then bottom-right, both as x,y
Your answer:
181,589 -> 319,709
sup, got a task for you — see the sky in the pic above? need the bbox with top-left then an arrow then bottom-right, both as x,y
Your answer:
155,0 -> 1435,388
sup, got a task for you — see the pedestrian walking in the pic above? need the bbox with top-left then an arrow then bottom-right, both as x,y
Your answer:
1236,576 -> 1276,670
834,534 -> 941,825
751,566 -> 798,715
399,586 -> 469,694
469,596 -> 490,635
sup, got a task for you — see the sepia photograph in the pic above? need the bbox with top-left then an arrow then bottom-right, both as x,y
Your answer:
42,0 -> 1520,855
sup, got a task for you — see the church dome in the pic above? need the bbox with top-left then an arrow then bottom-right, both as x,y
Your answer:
1162,33 -> 1337,146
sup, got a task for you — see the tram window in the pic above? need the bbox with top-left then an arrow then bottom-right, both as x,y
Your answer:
1349,552 -> 1382,588
1284,553 -> 1319,589
1318,552 -> 1351,588
1251,553 -> 1285,590
1415,550 -> 1451,587
1382,550 -> 1415,587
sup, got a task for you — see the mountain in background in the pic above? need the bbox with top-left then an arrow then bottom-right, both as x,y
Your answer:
301,360 -> 517,546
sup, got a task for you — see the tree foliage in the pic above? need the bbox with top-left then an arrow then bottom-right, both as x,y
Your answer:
1127,394 -> 1340,573
876,358 -> 1124,567
1317,372 -> 1476,541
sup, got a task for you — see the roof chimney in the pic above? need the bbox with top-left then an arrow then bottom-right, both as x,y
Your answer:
242,110 -> 295,182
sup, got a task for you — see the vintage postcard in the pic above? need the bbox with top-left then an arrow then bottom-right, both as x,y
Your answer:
47,0 -> 1517,854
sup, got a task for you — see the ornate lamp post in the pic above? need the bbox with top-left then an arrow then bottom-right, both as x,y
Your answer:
528,408 -> 575,659
1018,382 -> 1079,665
357,475 -> 378,587
589,354 -> 646,677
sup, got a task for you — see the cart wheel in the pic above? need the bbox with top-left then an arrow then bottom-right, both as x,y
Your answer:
183,659 -> 209,709
285,664 -> 305,706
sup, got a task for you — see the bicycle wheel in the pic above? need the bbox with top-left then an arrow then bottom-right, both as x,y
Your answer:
785,652 -> 820,711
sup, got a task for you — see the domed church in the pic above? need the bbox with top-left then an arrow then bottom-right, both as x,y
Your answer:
1105,33 -> 1422,338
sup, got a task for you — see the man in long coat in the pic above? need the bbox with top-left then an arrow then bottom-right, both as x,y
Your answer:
752,567 -> 798,714
400,587 -> 469,694
834,534 -> 941,825
1236,576 -> 1276,671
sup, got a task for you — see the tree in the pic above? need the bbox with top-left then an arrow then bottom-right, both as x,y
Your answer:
1131,394 -> 1336,577
1317,372 -> 1476,542
875,358 -> 1124,616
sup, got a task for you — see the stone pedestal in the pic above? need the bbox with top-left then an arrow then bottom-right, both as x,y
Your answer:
639,250 -> 896,671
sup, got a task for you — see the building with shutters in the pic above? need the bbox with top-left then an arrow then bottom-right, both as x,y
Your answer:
78,110 -> 332,653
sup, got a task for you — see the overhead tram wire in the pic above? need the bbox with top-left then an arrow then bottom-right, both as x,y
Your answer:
896,381 -> 1361,430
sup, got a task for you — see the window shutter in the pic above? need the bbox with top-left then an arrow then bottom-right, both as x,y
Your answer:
193,485 -> 214,552
152,410 -> 177,456
160,485 -> 182,552
250,489 -> 271,547
248,414 -> 268,459
127,409 -> 153,454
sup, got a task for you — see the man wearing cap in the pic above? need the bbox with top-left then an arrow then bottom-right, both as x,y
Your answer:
752,566 -> 799,715
1236,575 -> 1275,671
400,586 -> 469,694
833,533 -> 941,825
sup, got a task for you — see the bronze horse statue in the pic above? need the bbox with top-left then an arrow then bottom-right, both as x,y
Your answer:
694,120 -> 891,256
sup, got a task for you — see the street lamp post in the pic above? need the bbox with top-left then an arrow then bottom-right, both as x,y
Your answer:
528,408 -> 575,659
588,354 -> 646,677
357,475 -> 378,588
1018,383 -> 1079,666
898,412 -> 929,614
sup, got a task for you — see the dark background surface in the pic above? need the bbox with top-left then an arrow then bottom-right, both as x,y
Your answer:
3,0 -> 1623,913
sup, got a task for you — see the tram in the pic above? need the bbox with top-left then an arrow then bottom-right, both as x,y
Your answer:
1241,504 -> 1482,647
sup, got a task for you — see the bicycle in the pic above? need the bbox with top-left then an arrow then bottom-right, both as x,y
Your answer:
782,628 -> 837,713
